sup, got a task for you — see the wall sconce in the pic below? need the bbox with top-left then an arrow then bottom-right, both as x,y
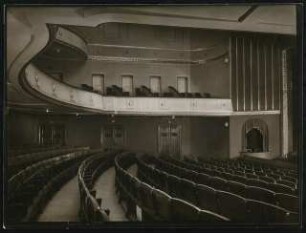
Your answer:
224,57 -> 229,64
224,122 -> 229,128
46,109 -> 49,113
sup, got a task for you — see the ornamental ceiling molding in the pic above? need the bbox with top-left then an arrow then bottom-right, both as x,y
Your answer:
88,52 -> 228,65
87,43 -> 219,53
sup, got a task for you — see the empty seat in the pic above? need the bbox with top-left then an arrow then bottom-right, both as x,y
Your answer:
137,182 -> 155,216
195,184 -> 218,212
179,178 -> 197,205
227,180 -> 247,197
275,193 -> 299,212
277,179 -> 295,188
152,188 -> 172,221
171,198 -> 200,222
245,173 -> 258,179
247,178 -> 270,189
246,199 -> 298,223
216,190 -> 247,221
246,186 -> 276,204
183,170 -> 198,181
268,183 -> 295,195
167,174 -> 181,197
231,175 -> 247,184
196,173 -> 211,186
260,176 -> 276,183
209,177 -> 228,191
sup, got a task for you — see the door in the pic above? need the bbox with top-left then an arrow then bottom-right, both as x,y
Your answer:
92,74 -> 104,94
150,76 -> 161,94
122,75 -> 133,95
177,76 -> 188,93
101,125 -> 125,149
158,124 -> 181,158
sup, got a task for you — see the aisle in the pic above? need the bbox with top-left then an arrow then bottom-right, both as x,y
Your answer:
94,167 -> 128,221
37,176 -> 80,222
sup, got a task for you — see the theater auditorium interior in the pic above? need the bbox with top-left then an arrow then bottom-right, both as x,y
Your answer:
4,5 -> 302,227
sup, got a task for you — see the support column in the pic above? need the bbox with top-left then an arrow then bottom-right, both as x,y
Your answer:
281,49 -> 289,158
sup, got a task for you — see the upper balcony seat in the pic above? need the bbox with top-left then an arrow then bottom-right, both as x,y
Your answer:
168,86 -> 181,97
140,85 -> 154,97
81,84 -> 94,92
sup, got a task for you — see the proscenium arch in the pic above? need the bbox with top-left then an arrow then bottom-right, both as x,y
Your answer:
242,118 -> 269,152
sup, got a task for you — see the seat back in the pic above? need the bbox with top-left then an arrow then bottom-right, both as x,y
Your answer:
247,178 -> 270,189
268,183 -> 295,195
195,184 -> 218,212
216,190 -> 247,221
167,174 -> 180,197
275,193 -> 299,212
196,173 -> 211,186
152,188 -> 172,220
246,199 -> 297,223
171,198 -> 200,222
246,186 -> 276,204
138,182 -> 155,214
210,177 -> 228,191
179,178 -> 197,205
227,180 -> 247,197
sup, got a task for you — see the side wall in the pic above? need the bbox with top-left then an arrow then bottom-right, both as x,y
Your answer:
7,111 -> 229,159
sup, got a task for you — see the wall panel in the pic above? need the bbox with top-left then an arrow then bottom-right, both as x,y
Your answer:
230,34 -> 282,112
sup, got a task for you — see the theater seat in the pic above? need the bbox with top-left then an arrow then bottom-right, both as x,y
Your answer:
268,183 -> 295,195
171,198 -> 200,222
196,173 -> 211,186
275,193 -> 299,212
198,209 -> 230,222
227,180 -> 247,197
209,177 -> 228,191
167,174 -> 181,198
179,178 -> 197,205
195,184 -> 218,212
152,188 -> 172,221
246,186 -> 276,204
247,178 -> 270,189
231,175 -> 247,184
138,182 -> 155,216
216,190 -> 247,221
246,199 -> 298,223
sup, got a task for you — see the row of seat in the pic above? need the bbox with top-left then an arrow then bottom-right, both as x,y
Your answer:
78,150 -> 117,223
183,156 -> 298,184
114,152 -> 230,222
8,144 -> 63,157
137,155 -> 298,223
81,83 -> 212,98
202,157 -> 298,178
8,146 -> 89,178
7,150 -> 92,223
164,156 -> 297,192
153,156 -> 298,207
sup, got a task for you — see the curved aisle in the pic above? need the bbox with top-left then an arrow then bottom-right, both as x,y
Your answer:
94,167 -> 128,221
37,176 -> 80,222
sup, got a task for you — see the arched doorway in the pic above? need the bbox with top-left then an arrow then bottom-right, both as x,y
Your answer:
242,119 -> 268,152
246,128 -> 264,152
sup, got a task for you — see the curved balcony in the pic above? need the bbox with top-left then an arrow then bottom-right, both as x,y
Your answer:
24,63 -> 233,116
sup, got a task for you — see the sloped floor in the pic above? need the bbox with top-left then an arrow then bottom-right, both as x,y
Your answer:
37,176 -> 80,222
94,167 -> 128,221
